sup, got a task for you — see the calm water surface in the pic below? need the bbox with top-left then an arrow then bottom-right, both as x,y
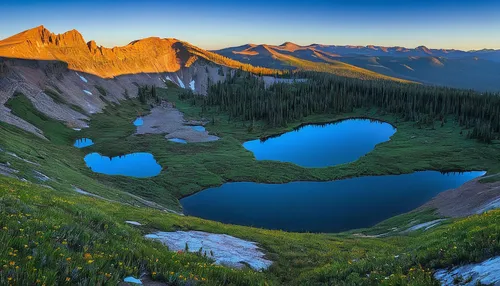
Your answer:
191,126 -> 206,132
181,171 -> 485,232
243,119 -> 396,167
134,117 -> 144,126
168,138 -> 187,144
74,138 -> 94,148
84,152 -> 161,178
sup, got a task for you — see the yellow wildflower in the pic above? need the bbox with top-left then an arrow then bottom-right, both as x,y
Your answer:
65,277 -> 71,282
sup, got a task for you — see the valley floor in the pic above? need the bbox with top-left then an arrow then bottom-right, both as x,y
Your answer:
1,86 -> 500,285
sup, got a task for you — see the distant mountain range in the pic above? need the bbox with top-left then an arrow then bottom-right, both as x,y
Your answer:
0,26 -> 403,82
214,43 -> 500,91
0,26 -> 499,91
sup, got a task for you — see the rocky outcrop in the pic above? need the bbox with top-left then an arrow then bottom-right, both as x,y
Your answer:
145,231 -> 272,271
434,256 -> 500,285
422,176 -> 500,217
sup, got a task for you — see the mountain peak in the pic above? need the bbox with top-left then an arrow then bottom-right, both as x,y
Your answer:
278,41 -> 302,51
416,45 -> 432,54
2,25 -> 86,47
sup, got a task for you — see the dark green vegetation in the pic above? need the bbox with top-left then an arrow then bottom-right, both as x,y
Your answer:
5,93 -> 74,145
198,71 -> 500,142
1,71 -> 500,284
94,85 -> 108,96
138,85 -> 160,104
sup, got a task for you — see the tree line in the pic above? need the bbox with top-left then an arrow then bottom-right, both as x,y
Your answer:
181,71 -> 500,143
138,85 -> 160,104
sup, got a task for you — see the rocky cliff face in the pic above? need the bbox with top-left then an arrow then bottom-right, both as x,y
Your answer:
0,27 -> 236,139
0,26 -> 275,79
0,26 -> 276,139
0,26 -> 189,78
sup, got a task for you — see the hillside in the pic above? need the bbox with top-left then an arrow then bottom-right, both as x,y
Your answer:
214,43 -> 412,82
215,43 -> 500,90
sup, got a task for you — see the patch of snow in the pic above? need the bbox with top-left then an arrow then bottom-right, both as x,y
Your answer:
145,231 -> 272,271
74,187 -> 92,196
33,170 -> 51,182
404,219 -> 445,232
0,162 -> 19,178
6,152 -> 40,166
76,72 -> 88,83
124,276 -> 143,284
83,90 -> 93,96
434,256 -> 500,286
189,80 -> 195,91
72,128 -> 82,131
176,75 -> 185,88
125,221 -> 142,226
73,186 -> 109,201
402,64 -> 415,71
476,197 -> 500,214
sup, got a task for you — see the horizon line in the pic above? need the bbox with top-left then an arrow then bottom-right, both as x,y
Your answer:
2,25 -> 499,52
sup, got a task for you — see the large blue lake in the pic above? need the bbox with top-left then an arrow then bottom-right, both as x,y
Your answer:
181,171 -> 485,233
84,152 -> 161,178
243,119 -> 396,167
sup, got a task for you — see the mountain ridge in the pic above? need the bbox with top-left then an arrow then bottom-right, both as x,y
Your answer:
0,26 -> 277,78
0,26 -> 412,83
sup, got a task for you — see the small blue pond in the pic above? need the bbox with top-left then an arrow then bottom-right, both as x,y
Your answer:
133,117 -> 144,126
74,138 -> 94,148
181,171 -> 486,233
243,119 -> 396,167
168,138 -> 187,144
84,152 -> 162,178
191,126 -> 205,132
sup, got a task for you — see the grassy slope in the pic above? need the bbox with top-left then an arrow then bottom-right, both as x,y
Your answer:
1,85 -> 500,284
0,176 -> 499,285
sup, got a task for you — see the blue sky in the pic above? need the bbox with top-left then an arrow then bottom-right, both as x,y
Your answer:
1,0 -> 499,50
